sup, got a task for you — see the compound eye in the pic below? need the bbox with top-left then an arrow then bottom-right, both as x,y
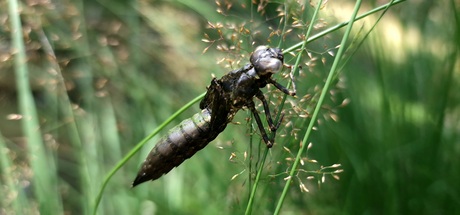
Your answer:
250,46 -> 284,75
255,58 -> 282,75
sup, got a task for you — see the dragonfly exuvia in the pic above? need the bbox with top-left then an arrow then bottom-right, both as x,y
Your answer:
133,46 -> 295,186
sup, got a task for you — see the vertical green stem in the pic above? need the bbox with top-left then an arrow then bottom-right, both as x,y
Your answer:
8,0 -> 62,213
273,0 -> 363,214
245,1 -> 323,214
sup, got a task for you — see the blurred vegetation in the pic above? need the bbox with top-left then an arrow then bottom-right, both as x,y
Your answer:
1,0 -> 459,214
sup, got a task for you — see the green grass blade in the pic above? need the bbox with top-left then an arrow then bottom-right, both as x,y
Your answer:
337,0 -> 397,74
283,0 -> 406,53
8,0 -> 63,213
92,92 -> 206,215
244,146 -> 268,215
245,0 -> 323,214
274,0 -> 363,214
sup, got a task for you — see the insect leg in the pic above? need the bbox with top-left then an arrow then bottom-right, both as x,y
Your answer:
255,90 -> 278,132
267,79 -> 296,96
247,100 -> 274,148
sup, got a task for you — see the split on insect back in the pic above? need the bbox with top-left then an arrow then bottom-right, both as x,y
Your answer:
132,46 -> 296,187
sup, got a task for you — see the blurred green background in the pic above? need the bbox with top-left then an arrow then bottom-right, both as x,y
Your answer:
1,0 -> 459,214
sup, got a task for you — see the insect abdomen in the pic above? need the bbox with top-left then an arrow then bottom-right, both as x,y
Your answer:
132,108 -> 220,186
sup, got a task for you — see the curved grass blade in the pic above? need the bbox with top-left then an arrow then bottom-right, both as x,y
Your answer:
92,92 -> 205,215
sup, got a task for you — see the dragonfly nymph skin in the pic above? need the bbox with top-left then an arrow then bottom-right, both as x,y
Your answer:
132,46 -> 295,187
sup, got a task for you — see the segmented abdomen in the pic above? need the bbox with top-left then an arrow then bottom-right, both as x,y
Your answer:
132,108 -> 223,186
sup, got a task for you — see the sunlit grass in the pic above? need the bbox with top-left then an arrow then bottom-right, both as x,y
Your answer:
3,0 -> 460,214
